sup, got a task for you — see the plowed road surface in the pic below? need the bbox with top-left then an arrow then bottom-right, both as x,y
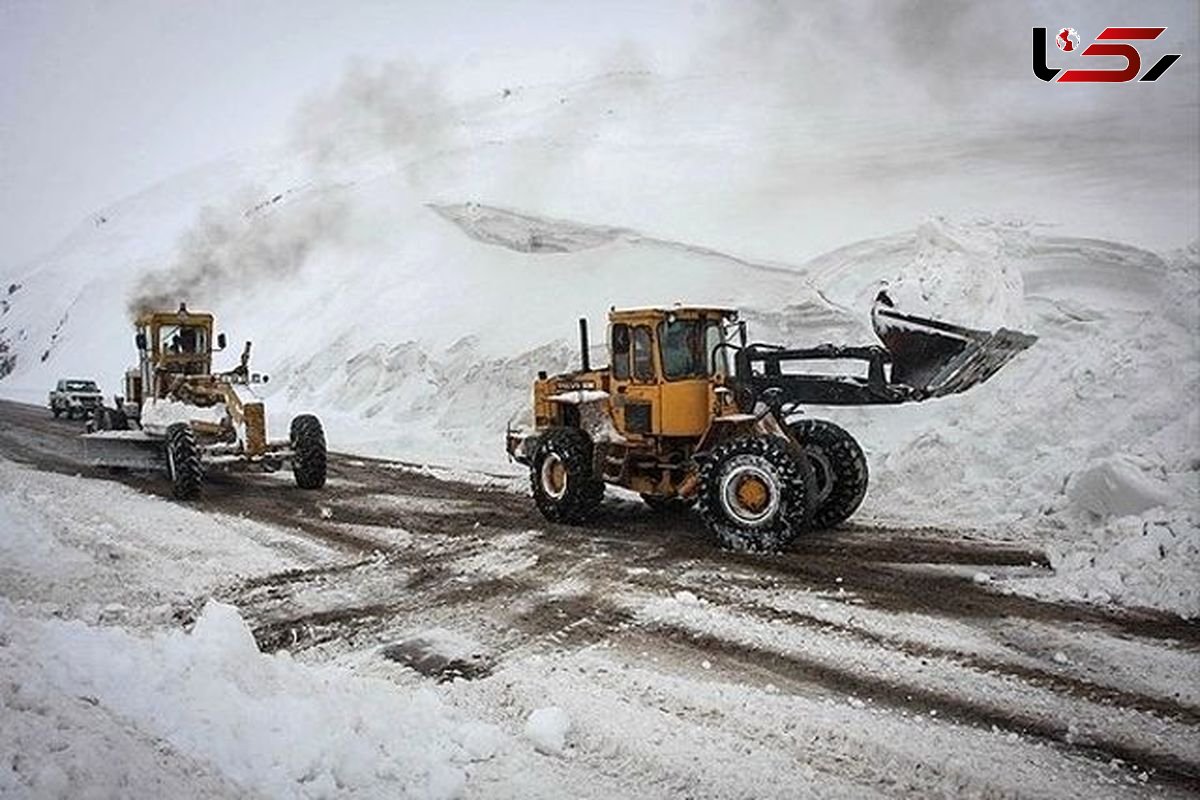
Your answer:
2,398 -> 1197,797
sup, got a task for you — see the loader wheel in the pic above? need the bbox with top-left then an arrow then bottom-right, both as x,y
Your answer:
51,405 -> 61,418
788,419 -> 868,529
530,427 -> 604,524
640,494 -> 695,514
165,423 -> 203,500
290,415 -> 327,489
698,436 -> 815,553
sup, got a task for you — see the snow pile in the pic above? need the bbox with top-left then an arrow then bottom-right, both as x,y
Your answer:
0,458 -> 339,617
796,223 -> 1198,616
140,397 -> 232,434
0,599 -> 502,798
1040,515 -> 1200,616
1066,455 -> 1175,518
883,218 -> 1029,330
523,707 -> 571,756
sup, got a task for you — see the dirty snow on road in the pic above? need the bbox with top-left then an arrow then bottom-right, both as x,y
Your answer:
2,451 -> 1198,797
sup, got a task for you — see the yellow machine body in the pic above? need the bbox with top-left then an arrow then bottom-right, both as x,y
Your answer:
518,305 -> 767,499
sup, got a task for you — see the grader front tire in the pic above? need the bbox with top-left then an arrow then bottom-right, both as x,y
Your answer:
291,414 -> 328,490
166,423 -> 203,500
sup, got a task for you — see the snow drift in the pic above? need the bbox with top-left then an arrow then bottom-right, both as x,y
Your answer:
0,598 -> 501,798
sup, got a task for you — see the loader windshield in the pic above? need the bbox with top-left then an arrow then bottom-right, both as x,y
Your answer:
659,318 -> 729,380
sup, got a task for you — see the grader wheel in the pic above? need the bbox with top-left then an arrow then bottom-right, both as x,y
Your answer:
290,415 -> 328,489
165,423 -> 203,500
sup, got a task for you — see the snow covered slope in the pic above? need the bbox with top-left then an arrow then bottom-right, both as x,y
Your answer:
1,63 -> 1196,612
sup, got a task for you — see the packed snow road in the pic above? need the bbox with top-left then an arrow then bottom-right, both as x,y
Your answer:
1,397 -> 1198,797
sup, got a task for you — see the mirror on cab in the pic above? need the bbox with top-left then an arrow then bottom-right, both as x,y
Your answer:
217,332 -> 227,350
135,332 -> 147,350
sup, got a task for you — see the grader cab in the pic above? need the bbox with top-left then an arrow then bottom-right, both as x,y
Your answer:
84,303 -> 327,499
507,297 -> 1036,551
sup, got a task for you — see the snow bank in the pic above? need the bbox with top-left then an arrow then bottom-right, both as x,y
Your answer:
884,218 -> 1029,330
1039,515 -> 1200,617
0,599 -> 502,798
0,458 -> 339,617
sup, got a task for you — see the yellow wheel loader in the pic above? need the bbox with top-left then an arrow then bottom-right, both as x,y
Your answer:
84,303 -> 326,499
507,293 -> 1036,551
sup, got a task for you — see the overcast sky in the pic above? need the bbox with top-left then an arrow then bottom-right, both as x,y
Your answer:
2,0 -> 1196,270
0,0 -> 704,269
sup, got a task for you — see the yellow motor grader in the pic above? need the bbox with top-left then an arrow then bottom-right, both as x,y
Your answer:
84,303 -> 326,499
507,294 -> 1036,551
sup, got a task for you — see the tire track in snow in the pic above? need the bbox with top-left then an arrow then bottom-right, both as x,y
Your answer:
634,621 -> 1200,791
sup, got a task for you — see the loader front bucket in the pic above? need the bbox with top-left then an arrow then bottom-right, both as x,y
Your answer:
872,302 -> 1037,399
80,431 -> 164,470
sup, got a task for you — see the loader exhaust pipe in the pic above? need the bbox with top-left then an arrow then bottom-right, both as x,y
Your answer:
578,317 -> 590,372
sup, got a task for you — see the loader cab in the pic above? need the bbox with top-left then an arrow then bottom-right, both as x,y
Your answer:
607,306 -> 737,439
134,305 -> 215,398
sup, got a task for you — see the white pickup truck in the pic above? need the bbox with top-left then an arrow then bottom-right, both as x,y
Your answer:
49,378 -> 104,419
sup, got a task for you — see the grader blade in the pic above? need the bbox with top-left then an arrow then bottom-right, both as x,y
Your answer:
80,431 -> 164,470
872,303 -> 1037,399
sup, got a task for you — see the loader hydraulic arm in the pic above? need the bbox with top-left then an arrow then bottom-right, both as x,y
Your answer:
734,344 -> 917,407
732,300 -> 1037,410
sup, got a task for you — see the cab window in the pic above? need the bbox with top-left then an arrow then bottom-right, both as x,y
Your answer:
611,324 -> 630,380
706,322 -> 729,378
159,324 -> 207,356
659,318 -> 725,380
632,326 -> 655,382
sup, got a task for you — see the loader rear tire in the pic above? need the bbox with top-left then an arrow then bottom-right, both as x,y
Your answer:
165,423 -> 203,500
698,436 -> 815,553
290,415 -> 327,489
788,418 -> 868,529
531,427 -> 604,524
